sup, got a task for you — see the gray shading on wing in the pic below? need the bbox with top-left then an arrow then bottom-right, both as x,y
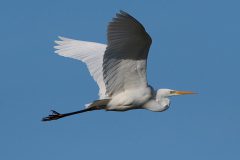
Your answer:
103,10 -> 152,97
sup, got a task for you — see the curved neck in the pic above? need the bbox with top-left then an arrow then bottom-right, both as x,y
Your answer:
157,97 -> 170,108
143,95 -> 170,112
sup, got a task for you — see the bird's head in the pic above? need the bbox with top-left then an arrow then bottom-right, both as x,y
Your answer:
157,89 -> 196,98
154,89 -> 196,111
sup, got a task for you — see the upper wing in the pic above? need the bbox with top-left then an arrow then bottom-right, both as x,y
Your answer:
54,36 -> 108,99
103,11 -> 152,96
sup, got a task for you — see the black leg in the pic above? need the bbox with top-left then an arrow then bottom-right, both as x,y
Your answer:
42,107 -> 98,122
42,99 -> 110,122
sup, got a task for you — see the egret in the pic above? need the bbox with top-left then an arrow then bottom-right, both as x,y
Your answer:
42,11 -> 195,121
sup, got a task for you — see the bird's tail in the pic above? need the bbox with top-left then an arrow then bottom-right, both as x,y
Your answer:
85,99 -> 110,110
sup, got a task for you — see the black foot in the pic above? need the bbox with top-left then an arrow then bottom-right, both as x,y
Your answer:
42,110 -> 65,121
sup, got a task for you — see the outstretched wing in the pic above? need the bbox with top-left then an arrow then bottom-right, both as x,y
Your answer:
54,36 -> 108,99
103,11 -> 152,96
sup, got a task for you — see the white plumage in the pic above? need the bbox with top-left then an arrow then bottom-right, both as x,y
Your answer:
42,11 -> 195,121
54,36 -> 108,99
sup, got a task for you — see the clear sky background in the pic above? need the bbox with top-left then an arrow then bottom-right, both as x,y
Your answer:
0,0 -> 239,159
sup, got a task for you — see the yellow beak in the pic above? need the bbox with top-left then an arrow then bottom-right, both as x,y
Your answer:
175,90 -> 196,95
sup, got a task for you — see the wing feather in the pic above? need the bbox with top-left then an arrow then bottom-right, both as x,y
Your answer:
103,11 -> 152,96
54,36 -> 108,99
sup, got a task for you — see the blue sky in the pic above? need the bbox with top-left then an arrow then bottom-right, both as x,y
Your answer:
0,0 -> 239,159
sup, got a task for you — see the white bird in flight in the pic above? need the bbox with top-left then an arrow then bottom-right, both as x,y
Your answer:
42,11 -> 195,121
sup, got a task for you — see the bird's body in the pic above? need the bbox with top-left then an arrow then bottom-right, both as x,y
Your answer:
106,85 -> 152,111
42,11 -> 195,121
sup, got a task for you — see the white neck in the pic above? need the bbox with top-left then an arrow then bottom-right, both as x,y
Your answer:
142,90 -> 170,112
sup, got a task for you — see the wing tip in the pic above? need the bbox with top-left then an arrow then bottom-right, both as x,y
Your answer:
55,36 -> 73,43
58,36 -> 68,41
119,10 -> 128,16
54,36 -> 74,48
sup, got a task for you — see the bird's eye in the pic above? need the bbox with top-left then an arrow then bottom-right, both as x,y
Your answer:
170,91 -> 175,94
